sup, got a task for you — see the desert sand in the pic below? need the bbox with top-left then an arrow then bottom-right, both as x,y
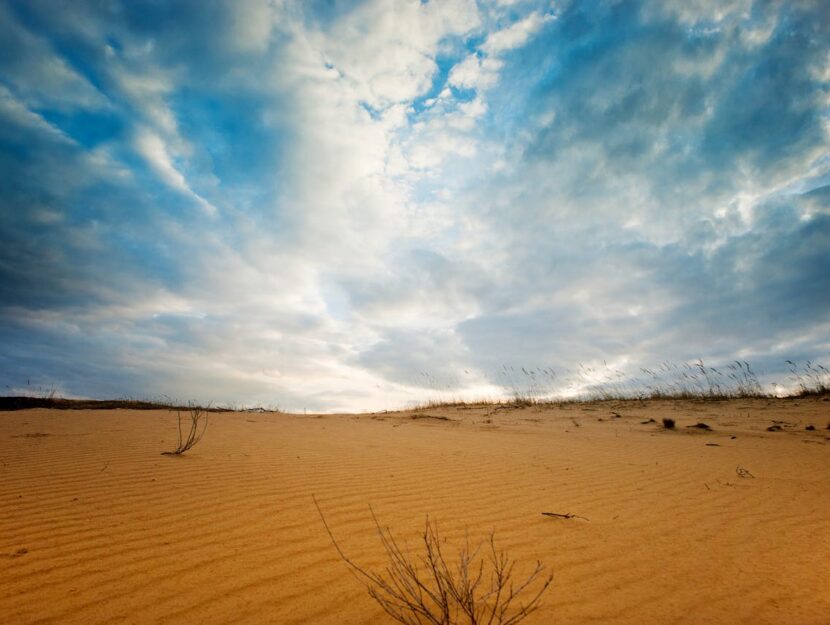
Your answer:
1,397 -> 829,624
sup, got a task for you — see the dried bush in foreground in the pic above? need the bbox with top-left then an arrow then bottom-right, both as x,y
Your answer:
162,404 -> 208,455
313,496 -> 553,625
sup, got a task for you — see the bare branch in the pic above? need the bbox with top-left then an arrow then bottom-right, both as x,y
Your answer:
314,497 -> 553,624
161,402 -> 209,455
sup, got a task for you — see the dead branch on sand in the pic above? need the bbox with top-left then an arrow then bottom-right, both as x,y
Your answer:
541,512 -> 589,521
313,495 -> 553,625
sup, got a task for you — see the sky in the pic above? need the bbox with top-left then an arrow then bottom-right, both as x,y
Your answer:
1,0 -> 829,412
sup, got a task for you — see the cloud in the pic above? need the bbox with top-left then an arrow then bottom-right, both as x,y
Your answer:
133,128 -> 217,214
0,3 -> 108,111
309,0 -> 480,107
1,0 -> 828,410
0,85 -> 77,145
481,11 -> 551,55
448,11 -> 550,92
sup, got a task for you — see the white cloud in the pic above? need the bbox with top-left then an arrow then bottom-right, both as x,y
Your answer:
313,0 -> 480,107
134,130 -> 187,190
448,55 -> 503,90
258,0 -> 486,270
228,0 -> 276,53
0,3 -> 109,111
115,70 -> 179,137
448,12 -> 549,92
134,129 -> 217,215
648,0 -> 754,26
481,11 -> 551,55
0,86 -> 77,144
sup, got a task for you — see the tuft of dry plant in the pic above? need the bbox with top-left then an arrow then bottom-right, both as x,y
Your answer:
313,496 -> 552,625
786,360 -> 830,397
162,403 -> 208,455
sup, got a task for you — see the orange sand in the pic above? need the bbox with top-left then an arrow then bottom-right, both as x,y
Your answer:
2,398 -> 829,624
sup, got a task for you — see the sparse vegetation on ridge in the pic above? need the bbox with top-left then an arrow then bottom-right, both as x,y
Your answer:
411,358 -> 830,409
785,360 -> 830,397
3,359 -> 828,415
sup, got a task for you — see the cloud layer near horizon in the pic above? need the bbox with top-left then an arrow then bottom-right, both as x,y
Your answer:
1,0 -> 828,411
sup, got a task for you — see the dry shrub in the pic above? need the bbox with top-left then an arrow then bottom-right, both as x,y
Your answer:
313,496 -> 552,625
162,403 -> 208,455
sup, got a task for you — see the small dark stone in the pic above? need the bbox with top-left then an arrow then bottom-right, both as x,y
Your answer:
688,422 -> 712,430
806,425 -> 816,431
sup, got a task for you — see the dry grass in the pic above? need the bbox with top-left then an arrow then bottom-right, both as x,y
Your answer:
413,358 -> 830,409
786,360 -> 830,397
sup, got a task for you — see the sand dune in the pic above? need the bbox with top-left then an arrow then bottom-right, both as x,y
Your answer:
2,398 -> 829,624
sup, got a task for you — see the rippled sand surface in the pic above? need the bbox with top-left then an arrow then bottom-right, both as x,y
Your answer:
2,398 -> 829,624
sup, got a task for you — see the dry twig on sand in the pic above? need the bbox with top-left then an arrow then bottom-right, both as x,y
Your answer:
541,512 -> 589,521
313,495 -> 553,625
162,404 -> 208,455
736,466 -> 755,479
